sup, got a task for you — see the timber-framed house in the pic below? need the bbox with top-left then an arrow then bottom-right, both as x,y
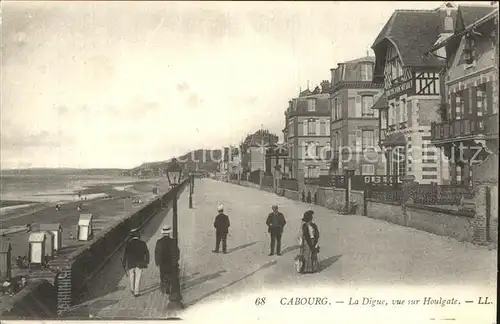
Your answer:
429,5 -> 498,186
371,3 -> 463,184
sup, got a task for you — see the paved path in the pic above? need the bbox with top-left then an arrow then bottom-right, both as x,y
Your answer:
68,179 -> 497,321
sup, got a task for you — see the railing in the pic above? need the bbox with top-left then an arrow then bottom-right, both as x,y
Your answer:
261,175 -> 274,187
431,114 -> 498,141
366,182 -> 473,205
279,178 -> 299,191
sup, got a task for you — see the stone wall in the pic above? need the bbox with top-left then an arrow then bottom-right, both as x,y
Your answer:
365,200 -> 405,225
406,204 -> 474,243
366,199 -> 475,242
0,280 -> 57,319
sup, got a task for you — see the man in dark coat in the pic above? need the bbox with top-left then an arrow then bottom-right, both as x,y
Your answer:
212,204 -> 230,253
154,226 -> 179,294
122,229 -> 150,297
266,205 -> 286,256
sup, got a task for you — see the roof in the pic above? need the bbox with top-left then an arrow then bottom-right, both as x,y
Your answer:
371,94 -> 388,110
456,5 -> 497,32
78,213 -> 93,226
0,242 -> 12,253
382,132 -> 407,147
39,223 -> 62,231
372,9 -> 449,68
340,56 -> 375,65
429,7 -> 498,52
29,232 -> 46,242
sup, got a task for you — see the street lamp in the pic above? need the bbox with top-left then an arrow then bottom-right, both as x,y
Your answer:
343,167 -> 355,214
188,172 -> 193,209
165,158 -> 184,311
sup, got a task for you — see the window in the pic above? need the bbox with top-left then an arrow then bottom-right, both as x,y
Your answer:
336,97 -> 342,119
330,98 -> 336,120
391,147 -> 406,177
401,99 -> 407,123
361,164 -> 375,175
389,103 -> 396,125
348,98 -> 355,116
360,63 -> 373,81
316,143 -> 322,157
308,99 -> 316,111
463,37 -> 476,65
306,165 -> 320,178
362,130 -> 374,149
308,119 -> 317,135
477,84 -> 486,130
320,120 -> 327,135
381,109 -> 387,130
455,92 -> 463,120
362,96 -> 374,116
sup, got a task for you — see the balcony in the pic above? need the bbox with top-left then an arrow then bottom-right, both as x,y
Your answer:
431,115 -> 499,143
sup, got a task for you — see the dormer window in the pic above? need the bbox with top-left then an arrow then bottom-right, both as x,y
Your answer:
463,36 -> 476,65
308,99 -> 316,111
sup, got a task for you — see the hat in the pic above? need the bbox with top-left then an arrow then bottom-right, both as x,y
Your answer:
302,210 -> 314,222
162,226 -> 173,235
217,204 -> 224,211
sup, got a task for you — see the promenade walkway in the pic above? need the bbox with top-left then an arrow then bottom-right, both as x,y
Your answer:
66,179 -> 496,321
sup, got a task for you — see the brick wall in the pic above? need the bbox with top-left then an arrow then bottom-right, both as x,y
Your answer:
0,280 -> 57,319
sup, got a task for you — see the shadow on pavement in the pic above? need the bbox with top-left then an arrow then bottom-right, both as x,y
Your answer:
78,202 -> 172,304
65,299 -> 120,318
281,244 -> 300,255
184,260 -> 277,307
226,241 -> 258,254
319,255 -> 342,272
182,270 -> 227,290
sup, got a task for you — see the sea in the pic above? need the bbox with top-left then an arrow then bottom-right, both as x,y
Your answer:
0,168 -> 139,212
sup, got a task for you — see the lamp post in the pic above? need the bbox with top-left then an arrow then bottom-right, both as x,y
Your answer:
343,167 -> 355,214
188,172 -> 193,209
165,158 -> 184,311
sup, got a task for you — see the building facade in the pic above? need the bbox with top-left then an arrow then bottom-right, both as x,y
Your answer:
265,144 -> 290,178
328,56 -> 385,176
429,5 -> 498,186
283,85 -> 331,179
371,3 -> 463,184
241,129 -> 279,173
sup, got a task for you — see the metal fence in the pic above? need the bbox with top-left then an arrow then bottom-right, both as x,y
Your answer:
278,179 -> 299,191
365,182 -> 473,205
261,175 -> 274,187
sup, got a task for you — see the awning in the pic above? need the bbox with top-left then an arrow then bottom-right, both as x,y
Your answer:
371,94 -> 388,110
382,132 -> 407,147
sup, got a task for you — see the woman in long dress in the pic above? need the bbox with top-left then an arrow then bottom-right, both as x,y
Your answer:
298,210 -> 320,273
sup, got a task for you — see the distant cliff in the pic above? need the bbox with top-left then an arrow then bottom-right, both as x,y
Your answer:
125,149 -> 225,177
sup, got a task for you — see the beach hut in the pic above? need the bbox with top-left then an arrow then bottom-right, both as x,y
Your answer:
40,223 -> 63,251
78,213 -> 93,241
28,232 -> 46,265
43,231 -> 55,260
0,243 -> 12,281
153,187 -> 159,195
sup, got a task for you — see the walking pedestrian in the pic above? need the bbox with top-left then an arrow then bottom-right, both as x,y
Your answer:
212,204 -> 230,253
266,205 -> 286,256
154,226 -> 179,294
122,229 -> 150,297
297,210 -> 320,273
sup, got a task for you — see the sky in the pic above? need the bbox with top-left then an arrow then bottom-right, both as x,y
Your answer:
0,1 -> 489,169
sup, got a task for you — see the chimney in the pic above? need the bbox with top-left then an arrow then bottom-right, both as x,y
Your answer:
444,8 -> 454,33
320,80 -> 330,92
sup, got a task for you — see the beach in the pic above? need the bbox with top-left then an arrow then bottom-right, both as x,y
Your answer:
0,170 -> 171,262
